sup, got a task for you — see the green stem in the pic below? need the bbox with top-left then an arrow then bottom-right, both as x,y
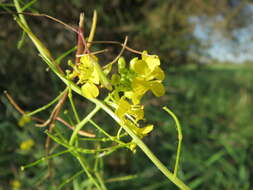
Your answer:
69,106 -> 101,145
87,10 -> 97,49
68,87 -> 81,123
14,0 -> 29,27
56,46 -> 77,65
48,72 -> 190,189
91,100 -> 190,190
58,170 -> 85,189
27,88 -> 67,116
106,174 -> 138,183
20,0 -> 37,11
21,149 -> 70,171
47,130 -> 118,154
75,152 -> 102,190
163,107 -> 183,176
95,171 -> 107,190
80,133 -> 127,142
89,119 -> 125,145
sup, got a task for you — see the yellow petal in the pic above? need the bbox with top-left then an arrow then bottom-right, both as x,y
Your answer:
90,68 -> 100,84
128,105 -> 144,121
131,60 -> 150,76
138,124 -> 154,135
130,57 -> 139,70
142,51 -> 160,71
129,141 -> 137,152
81,82 -> 99,98
115,98 -> 131,118
125,90 -> 144,105
20,139 -> 34,151
128,109 -> 144,122
18,115 -> 31,127
11,180 -> 21,190
78,56 -> 95,84
80,54 -> 98,65
150,81 -> 165,97
152,66 -> 165,80
125,119 -> 153,137
141,50 -> 149,60
132,78 -> 149,95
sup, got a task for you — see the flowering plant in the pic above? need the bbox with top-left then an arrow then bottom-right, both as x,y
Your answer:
4,1 -> 191,189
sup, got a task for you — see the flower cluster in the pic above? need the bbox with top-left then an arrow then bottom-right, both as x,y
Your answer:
68,50 -> 165,147
110,51 -> 165,143
124,51 -> 165,104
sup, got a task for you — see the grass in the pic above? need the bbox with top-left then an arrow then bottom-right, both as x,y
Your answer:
142,63 -> 253,189
1,63 -> 253,189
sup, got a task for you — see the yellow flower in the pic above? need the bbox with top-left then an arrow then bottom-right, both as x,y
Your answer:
11,179 -> 21,190
115,97 -> 144,122
70,54 -> 100,98
20,139 -> 34,151
81,81 -> 99,99
115,97 -> 154,138
18,115 -> 31,127
124,119 -> 154,137
128,123 -> 154,152
125,51 -> 165,104
79,55 -> 100,85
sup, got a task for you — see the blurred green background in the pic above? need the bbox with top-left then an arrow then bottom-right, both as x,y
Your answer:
1,0 -> 253,189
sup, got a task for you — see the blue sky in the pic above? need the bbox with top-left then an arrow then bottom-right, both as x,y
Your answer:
192,14 -> 253,63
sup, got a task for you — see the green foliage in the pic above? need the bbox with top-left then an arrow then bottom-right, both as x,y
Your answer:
1,0 -> 253,189
142,64 -> 253,189
1,1 -> 190,189
2,64 -> 253,189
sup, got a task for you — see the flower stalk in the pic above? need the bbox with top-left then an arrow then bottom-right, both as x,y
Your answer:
11,1 -> 191,189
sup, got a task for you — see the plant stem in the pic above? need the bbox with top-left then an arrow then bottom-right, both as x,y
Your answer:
89,119 -> 125,145
75,152 -> 103,190
14,0 -> 29,27
92,99 -> 191,190
27,88 -> 67,116
69,106 -> 101,146
163,106 -> 183,176
13,8 -> 190,189
87,10 -> 97,49
68,87 -> 81,123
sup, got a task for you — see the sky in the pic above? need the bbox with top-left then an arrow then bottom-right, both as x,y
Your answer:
192,14 -> 253,63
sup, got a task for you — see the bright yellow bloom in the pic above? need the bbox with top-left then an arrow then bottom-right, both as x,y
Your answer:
115,97 -> 153,138
11,179 -> 21,190
115,97 -> 144,122
79,55 -> 100,84
125,51 -> 165,104
69,54 -> 100,98
20,139 -> 34,151
18,115 -> 31,127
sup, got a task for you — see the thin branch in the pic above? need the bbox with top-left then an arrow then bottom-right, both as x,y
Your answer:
9,12 -> 78,33
76,49 -> 109,57
87,10 -> 97,49
75,13 -> 85,64
4,90 -> 44,123
36,90 -> 68,127
108,36 -> 128,65
56,117 -> 95,138
4,91 -> 25,115
90,40 -> 143,55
